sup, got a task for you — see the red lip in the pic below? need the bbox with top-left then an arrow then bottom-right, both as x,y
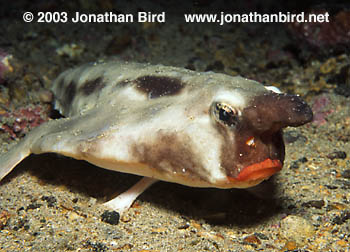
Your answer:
234,158 -> 282,182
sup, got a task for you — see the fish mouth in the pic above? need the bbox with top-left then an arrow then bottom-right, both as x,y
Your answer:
233,158 -> 282,182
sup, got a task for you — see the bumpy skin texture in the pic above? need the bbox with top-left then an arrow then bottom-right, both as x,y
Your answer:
0,60 -> 313,191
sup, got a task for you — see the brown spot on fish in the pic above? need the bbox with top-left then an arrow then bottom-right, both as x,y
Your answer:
80,77 -> 106,96
131,133 -> 207,182
135,76 -> 184,99
64,81 -> 77,107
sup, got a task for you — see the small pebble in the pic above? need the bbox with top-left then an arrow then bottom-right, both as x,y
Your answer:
0,210 -> 10,229
280,215 -> 315,245
56,43 -> 84,58
282,240 -> 297,251
243,234 -> 261,245
120,214 -> 131,223
327,202 -> 347,211
302,200 -> 325,209
101,210 -> 120,225
41,195 -> 57,207
68,211 -> 81,221
26,203 -> 42,210
332,211 -> 350,225
340,169 -> 350,179
327,151 -> 347,160
151,227 -> 167,234
177,222 -> 190,229
338,179 -> 350,189
289,157 -> 308,169
85,241 -> 108,251
337,239 -> 349,248
325,184 -> 338,189
254,233 -> 268,240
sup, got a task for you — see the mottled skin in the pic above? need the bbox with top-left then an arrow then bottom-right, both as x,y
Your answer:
0,60 -> 313,213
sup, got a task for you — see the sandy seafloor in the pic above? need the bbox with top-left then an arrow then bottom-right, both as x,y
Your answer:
0,1 -> 350,251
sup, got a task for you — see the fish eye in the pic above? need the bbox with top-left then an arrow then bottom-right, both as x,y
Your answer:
213,102 -> 240,128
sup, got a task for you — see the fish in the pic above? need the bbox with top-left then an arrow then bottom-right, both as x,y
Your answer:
0,60 -> 313,213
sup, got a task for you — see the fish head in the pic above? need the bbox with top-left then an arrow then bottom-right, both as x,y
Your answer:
209,86 -> 313,188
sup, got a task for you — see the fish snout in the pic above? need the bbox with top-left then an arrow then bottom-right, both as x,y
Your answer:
243,92 -> 313,133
